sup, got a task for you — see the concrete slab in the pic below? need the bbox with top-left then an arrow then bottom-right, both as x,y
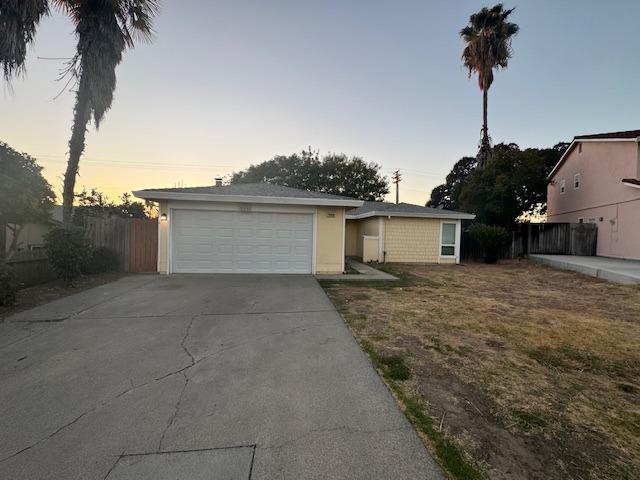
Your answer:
529,254 -> 640,285
107,447 -> 255,480
315,260 -> 397,281
0,274 -> 443,479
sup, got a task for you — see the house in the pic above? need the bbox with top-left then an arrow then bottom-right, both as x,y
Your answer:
133,183 -> 476,274
345,202 -> 475,264
4,205 -> 63,253
134,183 -> 363,274
547,129 -> 640,260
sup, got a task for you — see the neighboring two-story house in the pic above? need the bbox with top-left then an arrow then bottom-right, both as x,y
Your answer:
547,129 -> 640,260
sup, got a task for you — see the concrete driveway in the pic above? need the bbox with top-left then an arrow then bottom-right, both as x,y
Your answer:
0,275 -> 443,479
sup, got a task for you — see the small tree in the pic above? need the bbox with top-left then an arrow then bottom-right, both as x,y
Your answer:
44,226 -> 91,285
468,223 -> 510,263
0,142 -> 56,255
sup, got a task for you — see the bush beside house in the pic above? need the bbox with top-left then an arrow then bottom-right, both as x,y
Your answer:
468,223 -> 510,263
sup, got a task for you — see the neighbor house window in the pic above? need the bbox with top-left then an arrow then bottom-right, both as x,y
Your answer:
560,179 -> 566,194
574,173 -> 581,189
578,218 -> 584,223
440,223 -> 456,256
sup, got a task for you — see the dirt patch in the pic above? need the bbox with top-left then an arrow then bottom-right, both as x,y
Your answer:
0,272 -> 127,321
323,261 -> 640,479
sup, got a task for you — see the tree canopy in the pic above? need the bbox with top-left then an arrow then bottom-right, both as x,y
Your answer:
427,142 -> 569,227
0,141 -> 55,253
230,149 -> 389,201
73,188 -> 148,223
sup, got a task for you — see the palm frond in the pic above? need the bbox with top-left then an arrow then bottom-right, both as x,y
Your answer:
0,0 -> 49,80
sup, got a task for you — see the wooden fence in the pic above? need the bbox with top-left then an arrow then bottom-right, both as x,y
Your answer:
6,250 -> 56,288
462,223 -> 597,260
82,217 -> 158,272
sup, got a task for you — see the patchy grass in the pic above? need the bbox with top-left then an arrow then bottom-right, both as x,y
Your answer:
322,260 -> 640,480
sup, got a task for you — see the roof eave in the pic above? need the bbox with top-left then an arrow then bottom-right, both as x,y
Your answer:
548,136 -> 640,180
132,190 -> 364,208
346,211 -> 475,220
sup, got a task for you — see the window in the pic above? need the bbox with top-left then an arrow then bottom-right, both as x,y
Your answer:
578,143 -> 582,154
560,179 -> 566,194
574,173 -> 581,189
440,222 -> 456,256
578,218 -> 584,223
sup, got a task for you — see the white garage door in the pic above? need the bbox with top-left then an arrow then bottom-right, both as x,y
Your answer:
171,209 -> 313,274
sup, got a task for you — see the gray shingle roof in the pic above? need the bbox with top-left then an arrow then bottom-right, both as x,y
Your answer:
575,129 -> 640,140
346,201 -> 475,219
137,182 -> 359,201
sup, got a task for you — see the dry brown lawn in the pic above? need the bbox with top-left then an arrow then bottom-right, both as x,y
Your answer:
322,261 -> 640,480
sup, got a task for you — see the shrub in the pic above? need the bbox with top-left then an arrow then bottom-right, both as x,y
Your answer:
0,261 -> 18,306
44,226 -> 91,285
83,246 -> 119,274
468,223 -> 510,264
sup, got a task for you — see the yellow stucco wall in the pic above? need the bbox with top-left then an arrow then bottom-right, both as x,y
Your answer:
157,201 -> 169,274
315,207 -> 345,273
345,220 -> 359,257
383,217 -> 440,263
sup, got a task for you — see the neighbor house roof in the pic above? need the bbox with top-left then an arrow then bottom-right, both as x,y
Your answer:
133,183 -> 364,207
622,178 -> 640,188
548,129 -> 640,180
345,201 -> 475,220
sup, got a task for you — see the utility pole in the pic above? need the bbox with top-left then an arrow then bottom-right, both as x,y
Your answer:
392,170 -> 402,204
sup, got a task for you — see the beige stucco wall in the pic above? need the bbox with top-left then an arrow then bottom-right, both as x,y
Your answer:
156,201 -> 345,274
362,236 -> 379,262
547,141 -> 640,259
345,220 -> 359,257
315,207 -> 345,273
158,200 -> 169,273
383,217 -> 440,263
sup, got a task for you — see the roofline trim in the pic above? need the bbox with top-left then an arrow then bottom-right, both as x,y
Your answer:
346,211 -> 476,220
622,180 -> 640,189
132,190 -> 364,207
548,137 -> 640,180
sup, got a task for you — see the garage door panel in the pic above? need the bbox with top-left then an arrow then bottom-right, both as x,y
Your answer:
172,210 -> 313,274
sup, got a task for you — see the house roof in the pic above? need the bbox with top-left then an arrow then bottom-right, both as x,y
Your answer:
574,129 -> 640,140
133,183 -> 364,207
345,201 -> 475,220
548,129 -> 640,180
622,178 -> 640,188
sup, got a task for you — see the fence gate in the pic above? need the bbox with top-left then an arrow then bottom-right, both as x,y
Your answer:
83,217 -> 157,272
129,218 -> 158,272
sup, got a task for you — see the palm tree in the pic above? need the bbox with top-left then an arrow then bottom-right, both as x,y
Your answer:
1,1 -> 159,223
461,4 -> 518,167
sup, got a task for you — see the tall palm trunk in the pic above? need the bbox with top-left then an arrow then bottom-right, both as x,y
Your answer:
482,87 -> 488,144
477,87 -> 491,168
62,76 -> 92,224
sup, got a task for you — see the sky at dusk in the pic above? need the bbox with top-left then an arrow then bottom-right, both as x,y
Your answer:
1,0 -> 639,205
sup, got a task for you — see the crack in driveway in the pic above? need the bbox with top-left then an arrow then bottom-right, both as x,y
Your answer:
0,319 -> 334,465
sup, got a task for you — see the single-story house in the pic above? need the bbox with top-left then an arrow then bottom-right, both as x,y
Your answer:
345,202 -> 475,264
133,183 -> 475,274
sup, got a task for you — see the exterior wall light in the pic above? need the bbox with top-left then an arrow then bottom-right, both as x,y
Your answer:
160,213 -> 168,221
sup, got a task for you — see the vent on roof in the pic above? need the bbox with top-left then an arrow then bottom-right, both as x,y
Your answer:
214,178 -> 223,186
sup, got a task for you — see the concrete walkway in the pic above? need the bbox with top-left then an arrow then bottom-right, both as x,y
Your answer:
315,260 -> 397,281
0,274 -> 441,480
530,255 -> 640,285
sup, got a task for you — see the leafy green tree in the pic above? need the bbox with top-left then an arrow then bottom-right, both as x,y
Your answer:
461,4 -> 519,166
455,143 -> 568,227
0,142 -> 55,254
426,156 -> 477,209
231,149 -> 389,201
73,188 -> 148,222
0,1 -> 159,224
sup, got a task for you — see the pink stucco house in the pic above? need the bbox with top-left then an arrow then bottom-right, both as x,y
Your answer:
547,129 -> 640,260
